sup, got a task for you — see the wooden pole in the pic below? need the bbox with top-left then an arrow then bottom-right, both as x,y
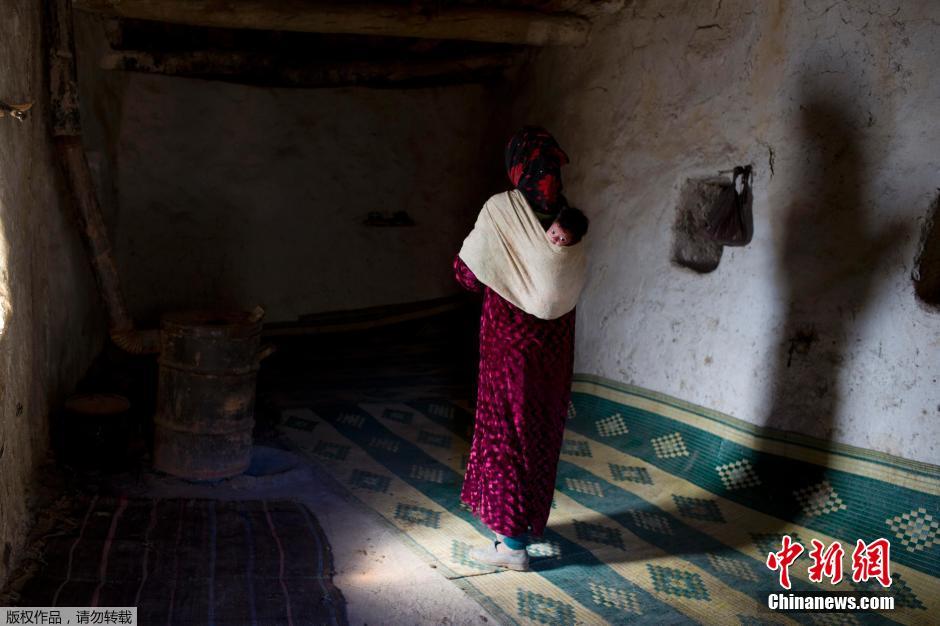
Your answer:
100,50 -> 515,87
73,0 -> 591,46
48,0 -> 160,353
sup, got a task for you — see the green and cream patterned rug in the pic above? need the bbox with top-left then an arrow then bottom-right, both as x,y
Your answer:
277,374 -> 938,625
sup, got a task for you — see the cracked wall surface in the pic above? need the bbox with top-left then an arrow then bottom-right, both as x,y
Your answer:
511,0 -> 940,463
0,2 -> 104,587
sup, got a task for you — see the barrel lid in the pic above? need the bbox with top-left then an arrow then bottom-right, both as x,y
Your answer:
64,393 -> 131,415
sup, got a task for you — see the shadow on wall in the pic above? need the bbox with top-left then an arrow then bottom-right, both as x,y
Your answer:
752,92 -> 907,524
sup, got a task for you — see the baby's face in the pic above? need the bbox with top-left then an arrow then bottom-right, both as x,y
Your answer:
547,222 -> 575,246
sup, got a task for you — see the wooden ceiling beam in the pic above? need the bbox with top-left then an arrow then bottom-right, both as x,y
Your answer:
73,1 -> 591,46
535,0 -> 629,17
99,49 -> 516,87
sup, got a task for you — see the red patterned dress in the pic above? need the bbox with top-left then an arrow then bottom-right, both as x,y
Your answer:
454,254 -> 575,537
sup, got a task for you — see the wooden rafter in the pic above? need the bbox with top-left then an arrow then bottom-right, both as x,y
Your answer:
73,1 -> 592,46
100,50 -> 516,87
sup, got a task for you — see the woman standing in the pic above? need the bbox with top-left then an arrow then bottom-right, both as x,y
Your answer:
454,127 -> 589,570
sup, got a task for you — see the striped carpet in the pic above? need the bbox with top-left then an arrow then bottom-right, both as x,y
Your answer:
4,497 -> 346,625
279,375 -> 938,625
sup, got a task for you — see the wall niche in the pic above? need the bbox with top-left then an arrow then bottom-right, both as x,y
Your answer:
672,177 -> 726,273
913,192 -> 940,308
671,168 -> 754,273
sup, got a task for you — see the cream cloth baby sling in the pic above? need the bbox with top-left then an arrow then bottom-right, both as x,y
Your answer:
458,189 -> 587,320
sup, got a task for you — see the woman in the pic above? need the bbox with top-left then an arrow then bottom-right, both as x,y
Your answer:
454,127 -> 588,571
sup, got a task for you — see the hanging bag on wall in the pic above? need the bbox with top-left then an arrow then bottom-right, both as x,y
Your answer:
704,165 -> 753,246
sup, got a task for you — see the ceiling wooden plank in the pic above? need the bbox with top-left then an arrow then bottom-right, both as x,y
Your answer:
99,49 -> 517,87
73,1 -> 591,46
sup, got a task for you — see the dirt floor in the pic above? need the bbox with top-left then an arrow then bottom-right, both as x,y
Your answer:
2,306 -> 495,625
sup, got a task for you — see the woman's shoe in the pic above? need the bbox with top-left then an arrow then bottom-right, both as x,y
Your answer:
469,541 -> 530,571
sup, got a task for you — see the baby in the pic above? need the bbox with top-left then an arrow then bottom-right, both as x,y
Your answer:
546,206 -> 589,246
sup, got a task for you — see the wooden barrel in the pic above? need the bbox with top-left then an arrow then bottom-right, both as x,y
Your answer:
61,393 -> 133,470
153,309 -> 264,480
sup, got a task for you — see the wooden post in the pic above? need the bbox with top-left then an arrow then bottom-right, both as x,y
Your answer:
47,0 -> 159,353
48,0 -> 82,135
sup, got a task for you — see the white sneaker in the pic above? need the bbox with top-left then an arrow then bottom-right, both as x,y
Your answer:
469,540 -> 530,571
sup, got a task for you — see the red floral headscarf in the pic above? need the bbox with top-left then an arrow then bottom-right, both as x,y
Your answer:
505,126 -> 570,228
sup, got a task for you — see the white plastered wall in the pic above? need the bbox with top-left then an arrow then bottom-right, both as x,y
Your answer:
511,0 -> 940,464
